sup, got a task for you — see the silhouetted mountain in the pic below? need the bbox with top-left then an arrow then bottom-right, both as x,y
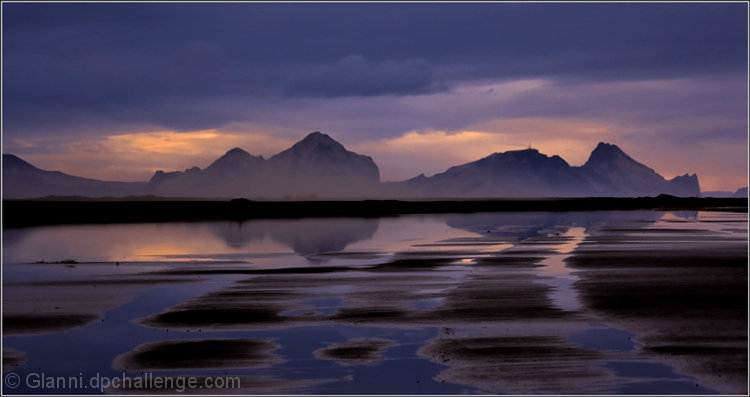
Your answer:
2,154 -> 145,199
149,147 -> 266,197
391,142 -> 700,198
734,187 -> 748,198
266,132 -> 379,197
578,143 -> 699,197
579,143 -> 665,195
3,137 -> 703,199
207,148 -> 263,173
397,149 -> 590,197
665,174 -> 700,197
3,153 -> 36,170
146,132 -> 379,198
700,190 -> 738,198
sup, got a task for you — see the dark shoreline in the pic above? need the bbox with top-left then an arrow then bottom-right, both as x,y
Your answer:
2,196 -> 747,228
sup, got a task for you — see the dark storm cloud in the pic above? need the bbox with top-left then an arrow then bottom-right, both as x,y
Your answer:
1,2 -> 747,136
287,55 -> 442,97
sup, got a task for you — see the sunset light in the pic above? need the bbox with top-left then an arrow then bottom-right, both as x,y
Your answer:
2,4 -> 747,395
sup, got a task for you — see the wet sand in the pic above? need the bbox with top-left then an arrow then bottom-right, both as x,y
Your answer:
567,216 -> 748,394
2,211 -> 747,394
418,336 -> 611,394
314,338 -> 396,365
3,271 -> 200,335
113,339 -> 282,370
2,348 -> 27,371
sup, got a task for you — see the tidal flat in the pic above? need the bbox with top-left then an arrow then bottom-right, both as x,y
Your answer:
2,211 -> 747,394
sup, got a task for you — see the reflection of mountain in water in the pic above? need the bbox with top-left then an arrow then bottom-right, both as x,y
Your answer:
211,218 -> 380,257
445,211 -> 685,241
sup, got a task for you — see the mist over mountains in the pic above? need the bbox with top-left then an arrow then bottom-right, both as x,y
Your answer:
3,131 -> 737,200
3,153 -> 147,198
144,132 -> 379,198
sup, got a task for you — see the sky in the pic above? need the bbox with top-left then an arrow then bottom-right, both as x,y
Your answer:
2,2 -> 748,191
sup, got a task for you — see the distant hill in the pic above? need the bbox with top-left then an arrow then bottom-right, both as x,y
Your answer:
389,142 -> 700,198
701,191 -> 735,198
577,143 -> 699,197
4,134 -> 708,199
2,154 -> 146,199
147,147 -> 266,198
395,148 -> 591,197
147,132 -> 380,198
265,132 -> 380,197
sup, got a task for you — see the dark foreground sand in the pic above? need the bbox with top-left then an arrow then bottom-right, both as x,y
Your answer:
314,338 -> 396,366
3,274 -> 200,335
2,211 -> 747,394
566,219 -> 748,393
2,348 -> 27,371
113,339 -> 282,371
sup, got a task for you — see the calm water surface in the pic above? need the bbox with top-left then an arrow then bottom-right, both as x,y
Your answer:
2,211 -> 747,394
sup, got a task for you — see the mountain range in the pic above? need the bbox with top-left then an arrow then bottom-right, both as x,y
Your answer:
2,131 -> 739,199
144,132 -> 379,198
3,154 -> 147,199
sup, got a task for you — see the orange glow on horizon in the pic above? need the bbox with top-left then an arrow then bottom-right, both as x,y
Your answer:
355,117 -> 623,181
19,128 -> 295,182
11,122 -> 747,192
106,129 -> 228,155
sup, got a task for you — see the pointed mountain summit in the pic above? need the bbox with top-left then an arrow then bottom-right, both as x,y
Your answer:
585,142 -> 633,165
392,143 -> 700,198
583,142 -> 661,181
148,147 -> 266,198
270,132 -> 377,176
267,132 -> 380,197
205,147 -> 264,173
144,132 -> 380,198
3,153 -> 38,172
284,131 -> 347,154
579,142 -> 698,196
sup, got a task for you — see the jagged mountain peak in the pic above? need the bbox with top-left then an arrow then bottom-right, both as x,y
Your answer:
584,142 -> 656,173
289,131 -> 346,152
594,142 -> 620,151
4,139 -> 704,199
267,131 -> 380,190
585,142 -> 633,165
216,147 -> 264,161
271,131 -> 369,164
207,147 -> 264,171
224,147 -> 251,156
3,153 -> 39,171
